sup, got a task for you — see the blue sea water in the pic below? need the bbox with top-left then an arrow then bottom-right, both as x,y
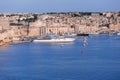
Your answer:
0,35 -> 120,80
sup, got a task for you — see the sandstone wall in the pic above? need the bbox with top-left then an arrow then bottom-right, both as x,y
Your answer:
0,30 -> 13,46
109,24 -> 120,31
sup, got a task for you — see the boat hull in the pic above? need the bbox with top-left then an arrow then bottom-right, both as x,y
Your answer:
117,33 -> 120,35
33,38 -> 75,43
77,34 -> 89,36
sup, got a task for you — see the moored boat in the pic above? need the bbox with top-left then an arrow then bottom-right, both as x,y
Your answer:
33,38 -> 75,43
77,33 -> 89,36
117,32 -> 120,35
33,34 -> 75,43
64,32 -> 77,37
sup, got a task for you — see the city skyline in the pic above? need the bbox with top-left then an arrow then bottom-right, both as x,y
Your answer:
0,0 -> 120,13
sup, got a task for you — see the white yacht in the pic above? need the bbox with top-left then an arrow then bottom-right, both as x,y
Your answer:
12,37 -> 21,41
64,32 -> 77,37
33,38 -> 75,43
33,34 -> 75,43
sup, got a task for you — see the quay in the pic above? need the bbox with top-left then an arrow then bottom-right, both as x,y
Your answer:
0,12 -> 120,47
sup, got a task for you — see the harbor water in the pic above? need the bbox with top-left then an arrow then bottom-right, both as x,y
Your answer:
0,35 -> 120,80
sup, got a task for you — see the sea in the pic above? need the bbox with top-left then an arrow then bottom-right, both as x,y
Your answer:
0,35 -> 120,80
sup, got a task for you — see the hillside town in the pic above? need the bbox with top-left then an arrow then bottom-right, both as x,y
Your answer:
0,12 -> 120,46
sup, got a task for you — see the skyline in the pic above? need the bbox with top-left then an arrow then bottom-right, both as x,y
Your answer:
0,0 -> 120,13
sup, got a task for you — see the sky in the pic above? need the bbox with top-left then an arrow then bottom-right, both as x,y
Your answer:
0,0 -> 120,13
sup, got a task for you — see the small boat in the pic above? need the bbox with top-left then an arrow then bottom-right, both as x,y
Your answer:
12,37 -> 21,41
64,32 -> 77,37
77,33 -> 89,36
33,34 -> 75,43
117,32 -> 120,35
88,32 -> 99,35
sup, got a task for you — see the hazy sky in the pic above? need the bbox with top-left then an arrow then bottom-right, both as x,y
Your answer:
0,0 -> 120,13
